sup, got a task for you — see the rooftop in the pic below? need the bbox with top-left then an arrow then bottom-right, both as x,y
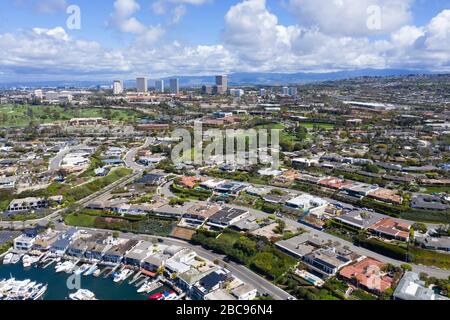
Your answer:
335,210 -> 383,229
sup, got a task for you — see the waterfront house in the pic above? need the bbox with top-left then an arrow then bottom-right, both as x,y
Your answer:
67,239 -> 89,257
123,241 -> 153,267
103,239 -> 139,264
50,228 -> 79,255
32,230 -> 61,251
142,253 -> 168,273
13,235 -> 35,251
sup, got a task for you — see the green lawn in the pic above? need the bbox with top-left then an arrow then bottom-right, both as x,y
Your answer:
298,122 -> 335,130
410,246 -> 450,270
254,124 -> 286,130
0,104 -> 141,127
65,213 -> 97,227
421,185 -> 450,194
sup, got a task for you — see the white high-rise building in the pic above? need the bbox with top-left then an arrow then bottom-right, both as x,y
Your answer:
155,80 -> 164,93
113,80 -> 124,95
33,89 -> 43,99
170,78 -> 179,94
136,77 -> 148,93
282,86 -> 289,96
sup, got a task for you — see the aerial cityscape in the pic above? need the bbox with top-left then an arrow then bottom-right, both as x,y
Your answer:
0,0 -> 449,307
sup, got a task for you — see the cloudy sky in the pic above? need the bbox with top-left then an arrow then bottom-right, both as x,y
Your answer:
0,0 -> 449,82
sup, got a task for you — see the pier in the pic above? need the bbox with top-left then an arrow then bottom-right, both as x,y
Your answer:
129,271 -> 143,285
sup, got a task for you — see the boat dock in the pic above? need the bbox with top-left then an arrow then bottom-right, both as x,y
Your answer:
105,264 -> 120,278
135,277 -> 148,288
43,259 -> 55,269
129,271 -> 143,285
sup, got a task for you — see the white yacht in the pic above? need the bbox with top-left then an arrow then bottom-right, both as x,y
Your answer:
0,278 -> 47,300
31,284 -> 48,300
69,289 -> 97,301
137,281 -> 152,293
113,269 -> 133,283
22,255 -> 32,268
11,254 -> 21,264
55,261 -> 74,273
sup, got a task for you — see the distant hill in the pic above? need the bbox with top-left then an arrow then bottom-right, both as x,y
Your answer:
0,69 -> 441,89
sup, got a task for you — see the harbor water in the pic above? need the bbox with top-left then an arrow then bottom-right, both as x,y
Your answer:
0,263 -> 170,300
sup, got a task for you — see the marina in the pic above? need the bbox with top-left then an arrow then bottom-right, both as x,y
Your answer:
0,261 -> 171,300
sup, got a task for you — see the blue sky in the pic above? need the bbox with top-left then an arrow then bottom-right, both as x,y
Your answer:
0,0 -> 449,82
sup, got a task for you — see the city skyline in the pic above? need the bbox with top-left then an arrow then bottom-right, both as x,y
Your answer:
0,0 -> 449,82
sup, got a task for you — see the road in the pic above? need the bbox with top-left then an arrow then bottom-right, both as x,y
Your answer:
0,171 -> 141,230
124,137 -> 154,172
48,138 -> 93,172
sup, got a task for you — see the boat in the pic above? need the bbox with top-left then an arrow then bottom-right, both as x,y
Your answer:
10,254 -> 21,264
113,269 -> 133,283
74,264 -> 90,276
55,261 -> 74,273
22,255 -> 32,268
137,281 -> 152,294
32,284 -> 47,300
0,278 -> 47,300
2,253 -> 13,265
163,291 -> 178,300
69,289 -> 97,301
84,264 -> 98,276
93,269 -> 102,277
149,293 -> 164,300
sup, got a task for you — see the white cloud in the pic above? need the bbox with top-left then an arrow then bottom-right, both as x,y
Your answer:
14,0 -> 68,14
223,0 -> 299,64
172,5 -> 187,24
288,0 -> 413,36
35,0 -> 67,13
108,0 -> 165,45
152,0 -> 212,24
2,0 -> 450,81
110,0 -> 147,34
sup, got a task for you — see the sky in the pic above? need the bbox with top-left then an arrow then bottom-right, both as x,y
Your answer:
0,0 -> 449,82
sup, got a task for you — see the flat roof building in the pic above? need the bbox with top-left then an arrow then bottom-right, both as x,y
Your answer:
394,272 -> 449,300
207,207 -> 249,229
335,210 -> 383,230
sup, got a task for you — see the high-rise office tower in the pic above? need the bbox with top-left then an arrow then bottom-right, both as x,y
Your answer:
282,86 -> 289,96
201,85 -> 212,95
155,80 -> 164,93
288,87 -> 298,96
113,80 -> 124,95
259,88 -> 266,97
215,75 -> 228,93
136,77 -> 148,93
170,78 -> 179,94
